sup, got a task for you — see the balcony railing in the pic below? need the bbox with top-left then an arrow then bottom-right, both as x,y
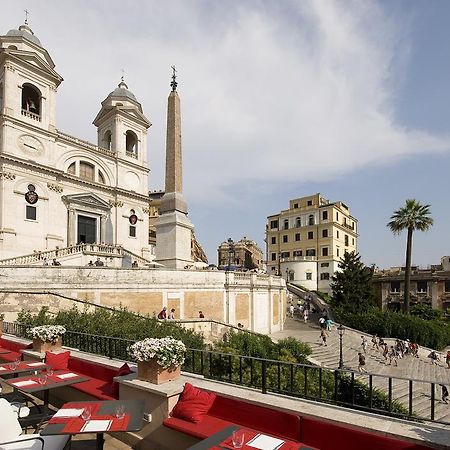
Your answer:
4,322 -> 448,425
21,109 -> 41,122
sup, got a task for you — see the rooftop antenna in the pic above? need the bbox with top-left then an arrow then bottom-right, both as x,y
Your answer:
170,65 -> 178,92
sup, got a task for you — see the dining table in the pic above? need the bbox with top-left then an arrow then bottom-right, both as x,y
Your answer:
1,369 -> 90,410
0,360 -> 48,376
41,399 -> 145,450
186,425 -> 319,450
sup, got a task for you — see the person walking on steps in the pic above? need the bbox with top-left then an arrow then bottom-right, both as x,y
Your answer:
320,329 -> 327,346
389,346 -> 398,366
440,385 -> 449,404
446,350 -> 450,369
382,342 -> 389,363
303,308 -> 309,323
358,352 -> 367,373
361,336 -> 368,354
371,334 -> 379,350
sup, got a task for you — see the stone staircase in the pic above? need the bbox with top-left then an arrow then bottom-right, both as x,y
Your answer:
272,315 -> 450,423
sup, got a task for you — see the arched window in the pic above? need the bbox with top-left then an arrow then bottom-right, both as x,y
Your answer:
98,171 -> 105,184
67,162 -> 76,175
79,162 -> 95,181
308,214 -> 315,226
125,130 -> 138,156
296,217 -> 301,227
284,219 -> 289,230
102,130 -> 112,150
21,83 -> 41,116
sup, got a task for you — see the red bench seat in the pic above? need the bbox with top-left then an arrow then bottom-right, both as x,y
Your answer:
164,393 -> 302,442
65,357 -> 121,400
0,338 -> 32,362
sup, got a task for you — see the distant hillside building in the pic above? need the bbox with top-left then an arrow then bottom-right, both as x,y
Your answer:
217,237 -> 263,270
372,256 -> 450,311
266,193 -> 358,293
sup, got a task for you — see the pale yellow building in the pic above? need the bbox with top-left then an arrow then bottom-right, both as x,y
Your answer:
266,193 -> 358,293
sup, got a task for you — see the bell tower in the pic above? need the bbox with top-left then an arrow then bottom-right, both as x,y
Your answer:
0,21 -> 63,133
93,79 -> 151,164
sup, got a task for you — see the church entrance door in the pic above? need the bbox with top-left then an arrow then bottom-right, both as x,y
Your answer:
77,215 -> 96,244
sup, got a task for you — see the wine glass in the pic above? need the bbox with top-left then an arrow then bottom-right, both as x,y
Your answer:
37,371 -> 47,385
114,404 -> 125,420
231,430 -> 245,449
81,405 -> 92,420
46,367 -> 54,377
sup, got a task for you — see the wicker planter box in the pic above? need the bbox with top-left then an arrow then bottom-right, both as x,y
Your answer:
33,337 -> 62,353
137,359 -> 181,384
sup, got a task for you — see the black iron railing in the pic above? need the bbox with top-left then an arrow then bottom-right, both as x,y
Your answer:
3,322 -> 447,425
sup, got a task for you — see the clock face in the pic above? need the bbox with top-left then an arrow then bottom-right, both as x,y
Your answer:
17,134 -> 44,155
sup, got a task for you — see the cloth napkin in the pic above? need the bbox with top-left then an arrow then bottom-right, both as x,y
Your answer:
53,408 -> 84,418
80,419 -> 112,432
26,362 -> 46,367
57,372 -> 79,379
12,380 -> 38,387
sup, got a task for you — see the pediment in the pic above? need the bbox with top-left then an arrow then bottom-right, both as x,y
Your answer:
62,193 -> 111,211
93,105 -> 151,128
8,50 -> 62,84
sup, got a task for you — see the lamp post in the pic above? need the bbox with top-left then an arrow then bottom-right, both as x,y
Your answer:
338,324 -> 345,369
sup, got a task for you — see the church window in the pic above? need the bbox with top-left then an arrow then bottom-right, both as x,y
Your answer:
79,162 -> 95,181
102,130 -> 112,150
21,83 -> 41,118
26,205 -> 36,221
67,163 -> 76,175
129,226 -> 136,237
308,215 -> 315,226
126,130 -> 138,156
98,171 -> 105,184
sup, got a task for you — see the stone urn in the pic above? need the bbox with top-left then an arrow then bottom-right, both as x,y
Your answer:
33,337 -> 62,353
137,359 -> 181,385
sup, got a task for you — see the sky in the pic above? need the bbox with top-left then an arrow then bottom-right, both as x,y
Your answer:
2,1 -> 450,268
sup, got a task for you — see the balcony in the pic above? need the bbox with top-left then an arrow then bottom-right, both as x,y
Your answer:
21,108 -> 41,122
0,324 -> 448,450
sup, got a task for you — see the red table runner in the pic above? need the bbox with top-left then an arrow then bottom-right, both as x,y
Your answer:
49,402 -> 130,433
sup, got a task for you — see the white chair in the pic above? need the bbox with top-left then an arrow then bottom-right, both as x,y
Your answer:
0,399 -> 69,450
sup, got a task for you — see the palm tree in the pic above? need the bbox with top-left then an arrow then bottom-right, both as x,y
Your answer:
387,199 -> 433,313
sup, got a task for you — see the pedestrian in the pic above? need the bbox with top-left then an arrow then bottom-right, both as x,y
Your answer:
42,258 -> 48,266
441,385 -> 449,404
318,316 -> 325,329
371,334 -> 379,350
168,308 -> 176,320
157,307 -> 167,319
289,304 -> 294,318
361,336 -> 368,354
325,319 -> 334,331
303,308 -> 309,323
52,258 -> 61,266
320,329 -> 327,346
94,257 -> 104,267
389,346 -> 398,366
198,311 -> 205,318
358,352 -> 367,373
382,343 -> 389,362
446,351 -> 450,369
428,351 -> 439,366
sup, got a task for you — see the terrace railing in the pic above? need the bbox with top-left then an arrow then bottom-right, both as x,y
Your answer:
4,322 -> 447,425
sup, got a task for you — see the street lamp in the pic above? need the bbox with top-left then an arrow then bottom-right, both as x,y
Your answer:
338,324 -> 345,369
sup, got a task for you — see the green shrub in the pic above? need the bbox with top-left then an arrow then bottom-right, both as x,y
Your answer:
334,307 -> 450,350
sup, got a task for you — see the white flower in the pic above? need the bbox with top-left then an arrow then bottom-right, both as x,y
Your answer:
128,337 -> 186,369
28,325 -> 66,343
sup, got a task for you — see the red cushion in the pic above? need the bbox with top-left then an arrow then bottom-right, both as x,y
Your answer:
0,350 -> 22,362
108,363 -> 133,398
68,358 -> 116,382
171,383 -> 216,423
70,377 -> 116,400
45,351 -> 70,370
209,396 -> 301,442
164,415 -> 233,440
301,417 -> 433,450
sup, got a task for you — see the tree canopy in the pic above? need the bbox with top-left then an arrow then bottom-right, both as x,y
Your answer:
331,251 -> 375,312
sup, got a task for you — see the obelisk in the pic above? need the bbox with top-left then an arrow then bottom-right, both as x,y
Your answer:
155,67 -> 194,269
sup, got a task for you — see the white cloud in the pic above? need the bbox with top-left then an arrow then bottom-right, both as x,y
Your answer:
3,0 -> 449,206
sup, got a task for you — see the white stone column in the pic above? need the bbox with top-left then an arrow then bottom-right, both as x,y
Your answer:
68,208 -> 76,245
100,215 -> 107,243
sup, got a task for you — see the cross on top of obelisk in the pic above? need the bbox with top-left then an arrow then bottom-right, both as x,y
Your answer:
170,65 -> 178,92
24,9 -> 30,25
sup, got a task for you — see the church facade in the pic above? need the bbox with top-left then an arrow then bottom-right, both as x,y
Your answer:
0,23 -> 151,260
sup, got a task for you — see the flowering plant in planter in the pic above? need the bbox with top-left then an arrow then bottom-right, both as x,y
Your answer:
28,325 -> 66,343
128,337 -> 186,369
